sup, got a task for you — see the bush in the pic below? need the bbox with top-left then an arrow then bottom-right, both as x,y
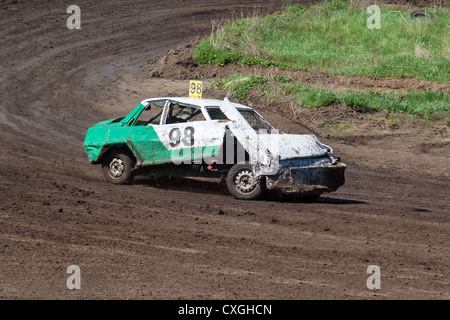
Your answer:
303,89 -> 336,107
192,40 -> 242,66
339,91 -> 371,108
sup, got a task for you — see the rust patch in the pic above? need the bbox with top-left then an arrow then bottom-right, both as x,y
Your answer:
127,139 -> 144,166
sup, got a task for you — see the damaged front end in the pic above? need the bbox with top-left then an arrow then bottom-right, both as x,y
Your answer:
219,97 -> 347,197
259,132 -> 347,196
265,155 -> 346,196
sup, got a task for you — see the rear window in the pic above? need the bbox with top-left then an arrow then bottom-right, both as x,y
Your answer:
207,107 -> 229,120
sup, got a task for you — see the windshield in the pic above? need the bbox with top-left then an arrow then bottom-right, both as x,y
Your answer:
238,109 -> 274,134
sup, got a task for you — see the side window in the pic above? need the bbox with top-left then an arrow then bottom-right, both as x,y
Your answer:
238,110 -> 273,133
135,103 -> 164,126
207,107 -> 229,120
166,104 -> 205,124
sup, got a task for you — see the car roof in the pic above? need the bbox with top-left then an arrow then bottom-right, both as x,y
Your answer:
141,97 -> 253,110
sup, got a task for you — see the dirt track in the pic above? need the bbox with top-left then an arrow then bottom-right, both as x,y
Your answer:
0,0 -> 449,299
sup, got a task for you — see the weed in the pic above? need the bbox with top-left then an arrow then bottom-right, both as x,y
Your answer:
330,123 -> 343,131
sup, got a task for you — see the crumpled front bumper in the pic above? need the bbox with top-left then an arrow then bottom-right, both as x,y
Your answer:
265,157 -> 346,195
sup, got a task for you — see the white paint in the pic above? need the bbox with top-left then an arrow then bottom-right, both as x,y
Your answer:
259,134 -> 328,160
220,98 -> 278,175
154,121 -> 226,150
146,97 -> 332,176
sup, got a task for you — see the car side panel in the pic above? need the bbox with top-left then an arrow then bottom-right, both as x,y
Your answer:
152,121 -> 226,164
128,125 -> 174,165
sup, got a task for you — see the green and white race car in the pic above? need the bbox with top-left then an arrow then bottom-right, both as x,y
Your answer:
83,97 -> 346,200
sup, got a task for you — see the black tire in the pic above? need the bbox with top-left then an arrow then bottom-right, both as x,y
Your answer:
102,149 -> 135,184
226,164 -> 264,200
410,10 -> 433,19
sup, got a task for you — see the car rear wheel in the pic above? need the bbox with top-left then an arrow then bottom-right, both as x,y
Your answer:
226,164 -> 264,200
102,149 -> 135,184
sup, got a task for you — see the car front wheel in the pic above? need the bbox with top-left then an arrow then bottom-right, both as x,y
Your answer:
226,164 -> 264,200
102,149 -> 135,184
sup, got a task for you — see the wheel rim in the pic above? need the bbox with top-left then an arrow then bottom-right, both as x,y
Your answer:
109,158 -> 124,178
234,170 -> 257,194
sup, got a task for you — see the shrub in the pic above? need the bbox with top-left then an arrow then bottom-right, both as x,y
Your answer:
303,89 -> 336,107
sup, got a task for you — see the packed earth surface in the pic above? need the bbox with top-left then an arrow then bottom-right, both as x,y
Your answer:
0,0 -> 449,299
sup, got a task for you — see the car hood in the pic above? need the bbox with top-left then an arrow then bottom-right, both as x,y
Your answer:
92,117 -> 124,128
259,134 -> 329,160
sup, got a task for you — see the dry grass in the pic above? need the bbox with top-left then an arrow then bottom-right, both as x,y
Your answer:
414,43 -> 433,58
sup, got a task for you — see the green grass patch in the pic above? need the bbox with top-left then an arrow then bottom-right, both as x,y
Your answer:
338,90 -> 450,118
212,73 -> 336,107
193,1 -> 450,83
212,73 -> 450,118
302,88 -> 337,107
282,81 -> 337,107
211,74 -> 269,100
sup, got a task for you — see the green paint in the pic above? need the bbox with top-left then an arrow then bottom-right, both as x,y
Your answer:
83,118 -> 172,164
83,103 -> 221,166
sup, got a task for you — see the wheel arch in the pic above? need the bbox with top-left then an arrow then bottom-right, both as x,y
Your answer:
225,163 -> 265,200
95,143 -> 138,165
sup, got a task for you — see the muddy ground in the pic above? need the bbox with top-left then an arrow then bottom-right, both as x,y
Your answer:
0,0 -> 449,300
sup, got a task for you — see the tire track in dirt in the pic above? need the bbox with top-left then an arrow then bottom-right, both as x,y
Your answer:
0,0 -> 449,300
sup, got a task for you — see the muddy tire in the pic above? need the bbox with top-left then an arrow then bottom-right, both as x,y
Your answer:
102,149 -> 135,185
410,10 -> 433,19
226,164 -> 264,200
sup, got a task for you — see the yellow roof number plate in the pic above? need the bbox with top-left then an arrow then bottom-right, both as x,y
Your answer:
189,80 -> 202,99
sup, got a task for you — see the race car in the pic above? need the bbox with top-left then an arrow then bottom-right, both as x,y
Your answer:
83,97 -> 346,200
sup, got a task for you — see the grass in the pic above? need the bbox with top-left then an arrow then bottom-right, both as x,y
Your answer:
211,74 -> 269,99
338,90 -> 450,117
193,0 -> 450,83
212,73 -> 337,107
212,73 -> 450,118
